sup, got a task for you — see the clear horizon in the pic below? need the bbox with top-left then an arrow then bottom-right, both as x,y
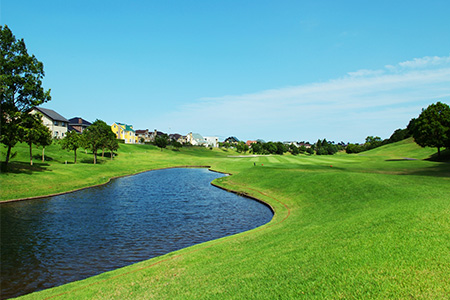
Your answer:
2,1 -> 450,143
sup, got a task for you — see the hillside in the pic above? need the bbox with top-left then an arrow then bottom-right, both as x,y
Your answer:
2,139 -> 450,299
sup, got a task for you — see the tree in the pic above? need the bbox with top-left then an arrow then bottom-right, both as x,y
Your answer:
408,101 -> 450,158
236,141 -> 249,153
289,144 -> 300,155
365,136 -> 383,150
1,25 -> 51,169
154,135 -> 168,151
172,141 -> 182,151
61,130 -> 81,163
105,138 -> 119,160
83,120 -> 115,164
18,114 -> 52,165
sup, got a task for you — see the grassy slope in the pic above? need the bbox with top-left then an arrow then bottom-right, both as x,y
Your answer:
3,139 -> 450,299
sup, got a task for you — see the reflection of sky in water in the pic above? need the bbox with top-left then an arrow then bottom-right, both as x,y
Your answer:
1,168 -> 273,299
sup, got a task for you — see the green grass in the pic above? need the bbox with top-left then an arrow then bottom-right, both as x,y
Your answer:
2,139 -> 450,299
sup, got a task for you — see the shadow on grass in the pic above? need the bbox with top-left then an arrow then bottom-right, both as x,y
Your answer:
80,158 -> 107,164
0,161 -> 49,174
425,149 -> 450,162
32,154 -> 54,161
404,162 -> 450,177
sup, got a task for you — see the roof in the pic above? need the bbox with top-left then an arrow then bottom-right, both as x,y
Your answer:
68,117 -> 91,126
225,136 -> 239,143
114,122 -> 135,132
169,133 -> 182,140
135,129 -> 149,134
33,107 -> 68,122
192,133 -> 204,140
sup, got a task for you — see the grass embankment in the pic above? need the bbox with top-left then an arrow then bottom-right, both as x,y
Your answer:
2,138 -> 450,299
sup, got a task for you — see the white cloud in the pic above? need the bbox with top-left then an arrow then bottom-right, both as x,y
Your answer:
155,55 -> 450,143
386,54 -> 450,70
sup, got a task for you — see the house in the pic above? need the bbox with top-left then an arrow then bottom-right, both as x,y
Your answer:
169,133 -> 187,144
246,140 -> 257,146
31,107 -> 69,139
111,122 -> 136,144
204,136 -> 219,148
135,129 -> 151,143
68,117 -> 91,133
186,132 -> 206,146
224,136 -> 239,144
149,129 -> 167,142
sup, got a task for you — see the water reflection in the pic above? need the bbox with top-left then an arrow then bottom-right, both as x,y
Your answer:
0,168 -> 273,299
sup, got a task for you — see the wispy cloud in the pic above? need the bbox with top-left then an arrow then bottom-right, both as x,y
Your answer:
156,55 -> 450,143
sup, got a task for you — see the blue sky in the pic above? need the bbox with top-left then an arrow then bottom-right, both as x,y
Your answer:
2,0 -> 450,143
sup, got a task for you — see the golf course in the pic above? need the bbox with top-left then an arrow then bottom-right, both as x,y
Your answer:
1,138 -> 450,299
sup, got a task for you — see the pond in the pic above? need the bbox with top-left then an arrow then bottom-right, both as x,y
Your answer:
0,168 -> 273,299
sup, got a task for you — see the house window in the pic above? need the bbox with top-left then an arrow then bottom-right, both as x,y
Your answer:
54,121 -> 58,126
54,131 -> 58,137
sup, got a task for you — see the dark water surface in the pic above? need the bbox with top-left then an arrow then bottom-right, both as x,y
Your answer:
0,168 -> 273,299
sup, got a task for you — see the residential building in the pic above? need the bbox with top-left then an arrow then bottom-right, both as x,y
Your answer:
224,136 -> 239,144
149,129 -> 166,142
31,107 -> 69,139
246,140 -> 257,146
111,122 -> 136,144
204,136 -> 219,148
186,132 -> 206,146
68,117 -> 91,133
169,133 -> 187,144
135,129 -> 151,143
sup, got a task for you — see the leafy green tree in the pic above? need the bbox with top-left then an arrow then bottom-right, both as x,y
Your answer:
275,142 -> 287,155
155,135 -> 168,151
19,114 -> 52,165
388,128 -> 410,143
236,141 -> 249,153
172,141 -> 182,151
299,145 -> 307,154
105,138 -> 119,160
306,147 -> 314,155
1,25 -> 51,169
346,143 -> 364,154
83,119 -> 114,164
365,136 -> 383,150
289,144 -> 300,155
408,101 -> 450,158
61,130 -> 81,163
263,142 -> 277,154
251,142 -> 263,154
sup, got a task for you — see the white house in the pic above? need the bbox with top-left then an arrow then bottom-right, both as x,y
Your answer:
31,107 -> 69,139
204,136 -> 219,148
186,132 -> 206,146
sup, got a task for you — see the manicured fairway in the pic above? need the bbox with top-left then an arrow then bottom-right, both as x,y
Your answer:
2,139 -> 450,299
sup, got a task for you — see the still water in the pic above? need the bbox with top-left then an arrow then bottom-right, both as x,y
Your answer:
0,168 -> 273,299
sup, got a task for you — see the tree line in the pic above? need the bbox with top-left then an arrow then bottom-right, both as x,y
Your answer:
346,101 -> 450,159
1,25 -> 119,169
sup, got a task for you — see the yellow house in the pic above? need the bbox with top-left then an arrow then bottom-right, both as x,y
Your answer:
111,122 -> 136,144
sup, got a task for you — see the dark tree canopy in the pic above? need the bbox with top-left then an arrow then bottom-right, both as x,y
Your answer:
408,101 -> 450,158
83,120 -> 116,164
61,130 -> 82,163
1,25 -> 51,168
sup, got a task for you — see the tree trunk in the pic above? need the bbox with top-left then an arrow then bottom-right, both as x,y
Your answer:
42,147 -> 45,162
110,151 -> 113,160
437,147 -> 441,159
93,151 -> 97,164
5,145 -> 12,166
29,142 -> 33,166
102,148 -> 104,158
